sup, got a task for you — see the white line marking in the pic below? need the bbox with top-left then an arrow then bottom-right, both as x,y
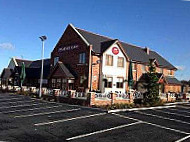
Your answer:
164,102 -> 189,106
14,108 -> 81,118
35,113 -> 106,126
1,105 -> 62,114
154,109 -> 190,118
108,105 -> 176,113
66,121 -> 142,141
136,111 -> 190,125
0,103 -> 43,109
112,113 -> 190,135
175,135 -> 190,142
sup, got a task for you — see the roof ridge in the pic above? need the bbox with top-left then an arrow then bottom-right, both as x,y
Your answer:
15,58 -> 33,62
75,27 -> 113,40
75,27 -> 146,50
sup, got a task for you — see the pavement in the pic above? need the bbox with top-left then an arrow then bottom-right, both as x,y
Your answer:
0,93 -> 190,142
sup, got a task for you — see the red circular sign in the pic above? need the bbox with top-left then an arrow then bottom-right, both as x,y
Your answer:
112,47 -> 119,55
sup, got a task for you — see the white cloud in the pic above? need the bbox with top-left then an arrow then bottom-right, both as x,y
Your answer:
176,65 -> 185,71
0,43 -> 15,50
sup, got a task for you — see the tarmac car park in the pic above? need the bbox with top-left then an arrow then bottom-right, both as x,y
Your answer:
0,93 -> 190,142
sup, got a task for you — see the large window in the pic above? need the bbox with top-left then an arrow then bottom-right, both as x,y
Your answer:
62,79 -> 67,90
52,79 -> 56,88
105,54 -> 113,66
104,77 -> 113,88
116,77 -> 124,88
79,53 -> 86,64
54,57 -> 59,66
56,79 -> 61,89
117,57 -> 124,67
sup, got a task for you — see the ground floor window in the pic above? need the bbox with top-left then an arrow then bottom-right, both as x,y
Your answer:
104,77 -> 113,88
56,79 -> 61,88
62,79 -> 67,90
52,79 -> 56,88
116,77 -> 124,88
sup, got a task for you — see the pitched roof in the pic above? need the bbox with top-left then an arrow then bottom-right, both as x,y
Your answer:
29,59 -> 50,68
15,59 -> 33,67
14,65 -> 50,79
1,68 -> 13,79
75,27 -> 176,70
165,76 -> 182,85
57,62 -> 74,78
49,62 -> 75,79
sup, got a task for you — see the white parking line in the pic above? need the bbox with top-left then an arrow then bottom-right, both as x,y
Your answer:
112,113 -> 190,135
66,121 -> 142,141
1,105 -> 62,114
0,103 -> 43,109
14,108 -> 81,118
136,111 -> 190,125
154,109 -> 190,118
175,135 -> 190,142
35,113 -> 106,126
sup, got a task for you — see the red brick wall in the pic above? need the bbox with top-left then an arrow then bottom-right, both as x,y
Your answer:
91,55 -> 101,91
50,25 -> 91,92
165,84 -> 181,93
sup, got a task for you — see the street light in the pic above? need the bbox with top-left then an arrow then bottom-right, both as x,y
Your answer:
39,36 -> 47,98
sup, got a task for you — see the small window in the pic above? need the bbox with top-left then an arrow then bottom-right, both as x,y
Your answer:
132,63 -> 137,71
79,53 -> 86,64
116,77 -> 124,88
168,70 -> 172,76
117,57 -> 124,67
104,77 -> 112,88
54,57 -> 59,66
105,55 -> 113,66
142,65 -> 146,73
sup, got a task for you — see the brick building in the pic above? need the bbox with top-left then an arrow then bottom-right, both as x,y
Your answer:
49,24 -> 181,94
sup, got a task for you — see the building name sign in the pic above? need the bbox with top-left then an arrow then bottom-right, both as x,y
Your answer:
58,45 -> 79,52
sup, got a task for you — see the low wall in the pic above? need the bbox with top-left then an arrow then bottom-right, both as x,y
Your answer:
88,92 -> 133,106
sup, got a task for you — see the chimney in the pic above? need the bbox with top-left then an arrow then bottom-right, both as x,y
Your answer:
144,47 -> 150,55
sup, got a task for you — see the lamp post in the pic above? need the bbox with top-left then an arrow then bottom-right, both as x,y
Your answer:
39,36 -> 47,98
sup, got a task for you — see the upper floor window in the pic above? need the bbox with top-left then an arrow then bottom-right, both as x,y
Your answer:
116,77 -> 124,88
168,70 -> 173,76
105,54 -> 113,66
54,57 -> 59,66
79,53 -> 86,64
132,63 -> 137,71
104,77 -> 113,88
160,68 -> 163,74
142,65 -> 146,73
117,57 -> 124,67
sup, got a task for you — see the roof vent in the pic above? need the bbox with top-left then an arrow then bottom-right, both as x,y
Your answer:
144,47 -> 150,55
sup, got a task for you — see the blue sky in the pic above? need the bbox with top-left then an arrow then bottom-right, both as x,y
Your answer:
0,0 -> 190,80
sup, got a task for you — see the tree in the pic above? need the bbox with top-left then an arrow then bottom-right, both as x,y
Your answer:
144,59 -> 160,106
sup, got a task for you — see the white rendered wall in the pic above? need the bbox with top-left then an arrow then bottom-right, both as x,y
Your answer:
100,43 -> 127,93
